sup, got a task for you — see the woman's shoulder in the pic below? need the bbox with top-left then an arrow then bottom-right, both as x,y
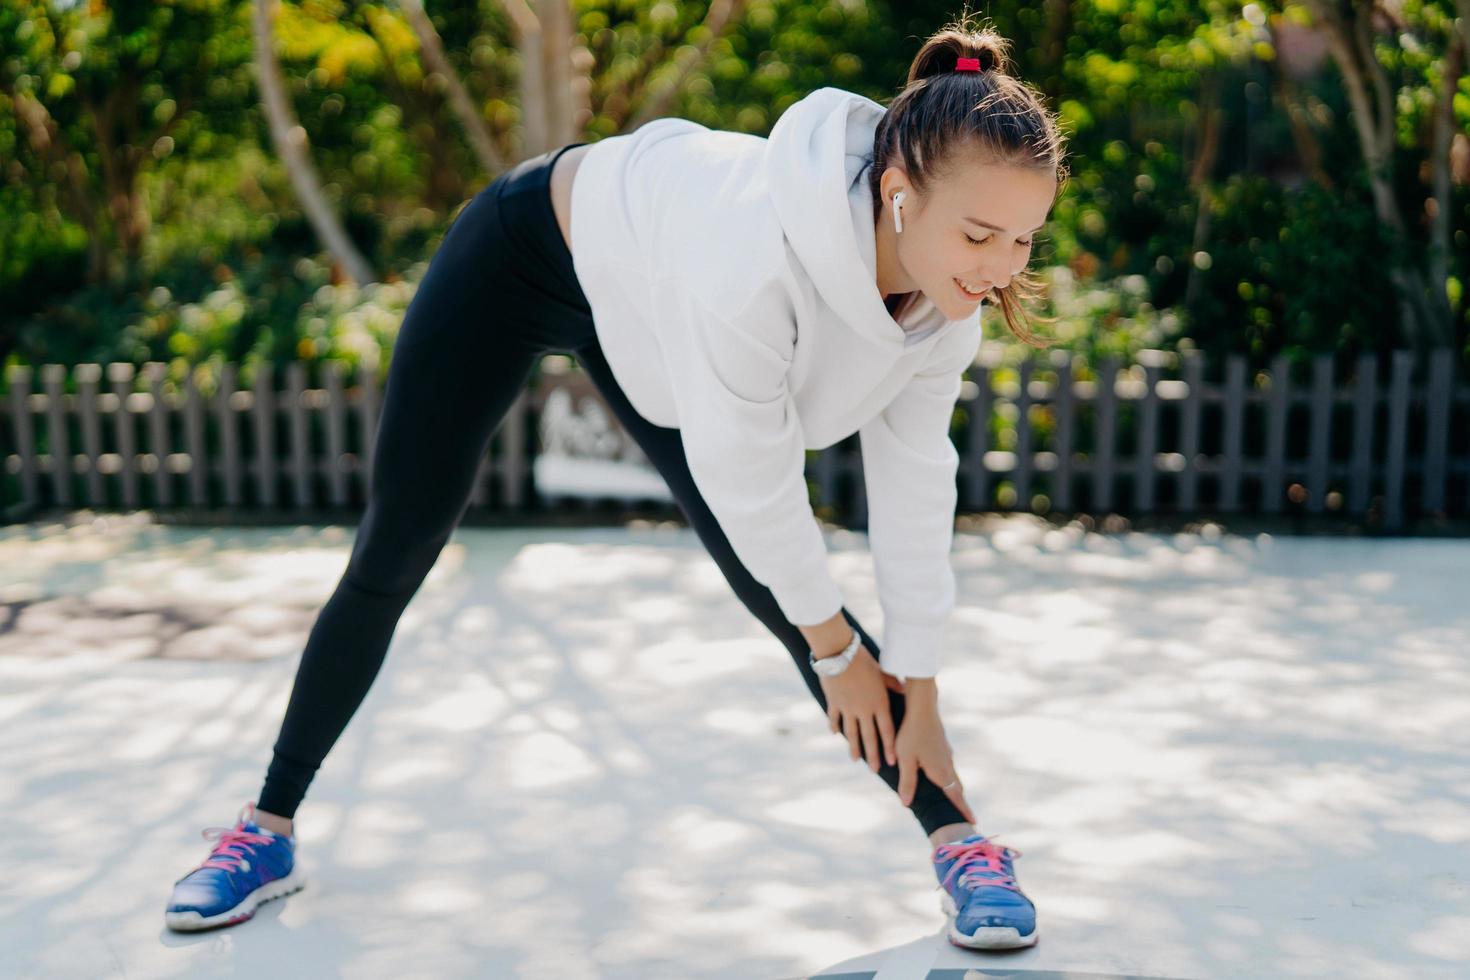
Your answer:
578,118 -> 799,307
641,164 -> 795,293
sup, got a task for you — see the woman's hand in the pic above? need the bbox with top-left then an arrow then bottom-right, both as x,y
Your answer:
817,644 -> 907,773
894,688 -> 977,824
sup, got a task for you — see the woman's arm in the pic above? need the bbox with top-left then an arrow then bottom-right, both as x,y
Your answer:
901,676 -> 939,709
656,283 -> 846,626
855,317 -> 984,680
798,611 -> 858,657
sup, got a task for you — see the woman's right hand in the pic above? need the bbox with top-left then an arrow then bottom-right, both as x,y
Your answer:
817,643 -> 906,773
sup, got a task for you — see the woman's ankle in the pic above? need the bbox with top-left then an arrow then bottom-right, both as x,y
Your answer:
928,822 -> 975,850
253,807 -> 294,837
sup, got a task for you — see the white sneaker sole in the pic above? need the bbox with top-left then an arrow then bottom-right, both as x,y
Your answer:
164,865 -> 307,932
940,888 -> 1039,949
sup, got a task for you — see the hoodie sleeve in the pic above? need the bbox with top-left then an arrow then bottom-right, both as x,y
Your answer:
857,318 -> 983,679
656,285 -> 845,627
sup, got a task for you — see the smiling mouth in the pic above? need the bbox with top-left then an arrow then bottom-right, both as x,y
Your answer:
954,278 -> 989,300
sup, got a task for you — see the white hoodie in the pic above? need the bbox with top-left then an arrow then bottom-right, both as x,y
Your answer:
568,87 -> 984,679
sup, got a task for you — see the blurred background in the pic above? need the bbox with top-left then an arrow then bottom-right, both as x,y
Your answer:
2,0 -> 1468,531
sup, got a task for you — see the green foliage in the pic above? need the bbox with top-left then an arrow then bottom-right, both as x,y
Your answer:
1181,172 -> 1414,362
1,0 -> 1468,380
11,231 -> 422,391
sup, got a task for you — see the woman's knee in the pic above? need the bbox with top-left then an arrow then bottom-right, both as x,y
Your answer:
342,502 -> 456,597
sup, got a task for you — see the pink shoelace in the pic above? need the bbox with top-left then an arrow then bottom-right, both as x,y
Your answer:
934,836 -> 1023,893
197,802 -> 276,873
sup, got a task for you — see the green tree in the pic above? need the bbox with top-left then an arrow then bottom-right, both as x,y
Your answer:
0,0 -> 255,280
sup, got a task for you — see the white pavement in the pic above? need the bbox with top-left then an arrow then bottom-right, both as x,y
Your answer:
1,513 -> 1468,980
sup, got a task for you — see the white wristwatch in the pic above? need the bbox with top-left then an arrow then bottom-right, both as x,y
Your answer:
808,628 -> 862,677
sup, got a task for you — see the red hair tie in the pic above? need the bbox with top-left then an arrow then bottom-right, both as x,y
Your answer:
955,57 -> 982,72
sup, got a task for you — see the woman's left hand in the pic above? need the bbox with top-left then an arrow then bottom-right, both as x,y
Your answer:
894,692 -> 977,825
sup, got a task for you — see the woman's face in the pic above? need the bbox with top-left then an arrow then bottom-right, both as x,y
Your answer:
879,155 -> 1057,321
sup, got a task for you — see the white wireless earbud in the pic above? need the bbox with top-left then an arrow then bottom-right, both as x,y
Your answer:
892,191 -> 906,233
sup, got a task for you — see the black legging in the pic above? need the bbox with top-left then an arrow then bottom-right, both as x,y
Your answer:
256,143 -> 966,836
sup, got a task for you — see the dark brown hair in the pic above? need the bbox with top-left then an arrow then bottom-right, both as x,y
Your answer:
868,12 -> 1070,348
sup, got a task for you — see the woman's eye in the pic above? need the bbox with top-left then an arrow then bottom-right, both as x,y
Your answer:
965,234 -> 1035,247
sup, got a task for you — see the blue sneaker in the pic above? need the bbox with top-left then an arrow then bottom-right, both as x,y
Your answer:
932,833 -> 1038,949
164,801 -> 306,931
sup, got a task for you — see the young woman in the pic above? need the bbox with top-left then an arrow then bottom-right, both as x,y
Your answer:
165,18 -> 1066,951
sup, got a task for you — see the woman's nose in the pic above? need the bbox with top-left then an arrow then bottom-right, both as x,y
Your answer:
969,261 -> 1014,291
973,268 -> 1010,292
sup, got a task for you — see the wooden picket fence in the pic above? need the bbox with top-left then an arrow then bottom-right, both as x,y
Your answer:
3,347 -> 1467,530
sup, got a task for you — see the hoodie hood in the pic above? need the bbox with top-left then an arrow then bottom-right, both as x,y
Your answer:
765,87 -> 972,350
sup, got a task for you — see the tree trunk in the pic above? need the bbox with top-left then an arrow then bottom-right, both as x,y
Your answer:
1184,76 -> 1222,311
538,0 -> 575,147
252,0 -> 376,286
5,84 -> 108,282
1039,0 -> 1071,102
372,27 -> 466,210
1305,0 -> 1445,347
517,17 -> 550,154
1426,24 -> 1464,336
85,82 -> 149,268
399,0 -> 508,175
1269,60 -> 1333,190
595,0 -> 747,133
624,0 -> 746,130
